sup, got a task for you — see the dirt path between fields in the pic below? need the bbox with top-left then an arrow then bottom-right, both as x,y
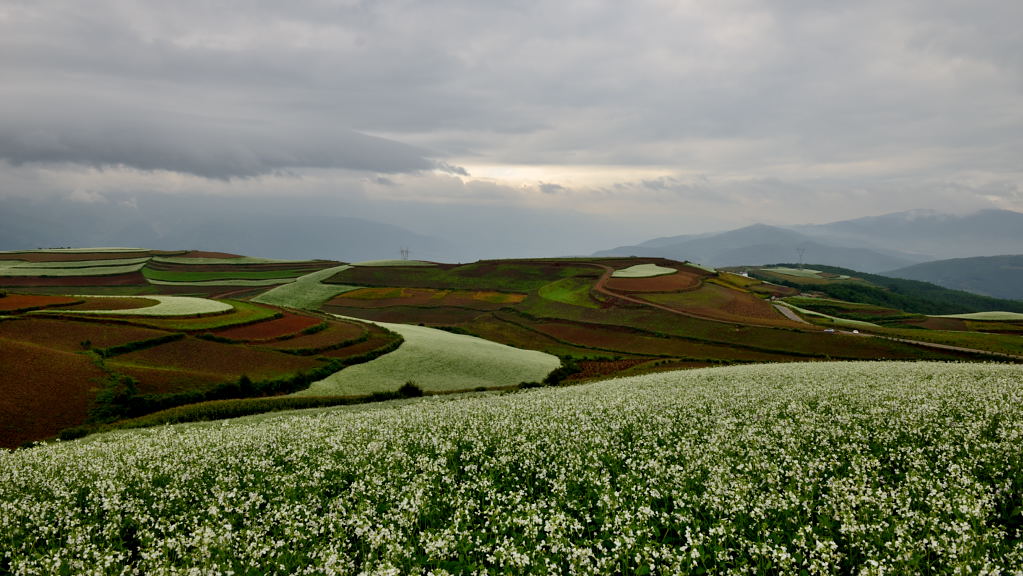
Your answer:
773,303 -> 810,324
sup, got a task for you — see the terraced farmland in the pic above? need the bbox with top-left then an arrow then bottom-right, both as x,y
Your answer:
0,290 -> 401,447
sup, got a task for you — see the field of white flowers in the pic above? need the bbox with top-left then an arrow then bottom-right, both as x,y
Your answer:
40,296 -> 234,316
296,319 -> 560,396
253,265 -> 357,310
611,263 -> 677,278
2,361 -> 1021,575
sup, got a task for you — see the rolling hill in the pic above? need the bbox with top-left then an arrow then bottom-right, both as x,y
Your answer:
885,255 -> 1023,301
596,209 -> 1023,272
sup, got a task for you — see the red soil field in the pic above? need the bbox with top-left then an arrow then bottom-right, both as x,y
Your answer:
605,268 -> 704,293
213,312 -> 323,341
0,271 -> 149,287
317,327 -> 401,360
534,320 -> 791,362
909,317 -> 970,331
566,358 -> 652,381
327,287 -> 524,310
0,294 -> 81,312
65,297 -> 157,311
267,319 -> 366,351
110,364 -> 239,395
641,284 -> 797,326
0,339 -> 105,448
0,317 -> 171,353
107,337 -> 321,379
321,305 -> 489,326
174,250 -> 244,259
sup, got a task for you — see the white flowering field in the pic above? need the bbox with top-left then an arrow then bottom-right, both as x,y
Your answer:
253,265 -> 358,310
296,319 -> 560,396
2,361 -> 1022,574
39,296 -> 233,316
611,263 -> 677,278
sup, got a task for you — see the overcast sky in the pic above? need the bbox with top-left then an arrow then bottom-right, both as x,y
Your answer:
1,0 -> 1021,256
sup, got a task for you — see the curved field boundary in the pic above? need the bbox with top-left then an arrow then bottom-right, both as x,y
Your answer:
0,257 -> 151,269
295,317 -> 560,396
0,262 -> 147,277
253,265 -> 359,310
611,263 -> 677,278
37,296 -> 233,317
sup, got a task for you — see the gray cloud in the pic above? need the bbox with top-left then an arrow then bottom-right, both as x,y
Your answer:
0,0 -> 1021,244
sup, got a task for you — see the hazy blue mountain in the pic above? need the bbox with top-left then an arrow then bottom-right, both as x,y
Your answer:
597,209 -> 1023,272
0,195 -> 450,262
791,209 -> 1023,260
595,224 -> 922,272
884,255 -> 1023,301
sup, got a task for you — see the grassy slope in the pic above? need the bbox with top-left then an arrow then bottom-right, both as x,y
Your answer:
253,265 -> 359,309
295,319 -> 561,396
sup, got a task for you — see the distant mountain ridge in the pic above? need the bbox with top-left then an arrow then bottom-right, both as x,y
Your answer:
594,209 -> 1023,274
885,255 -> 1023,301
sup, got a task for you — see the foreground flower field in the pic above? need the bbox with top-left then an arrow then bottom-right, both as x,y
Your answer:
2,362 -> 1022,575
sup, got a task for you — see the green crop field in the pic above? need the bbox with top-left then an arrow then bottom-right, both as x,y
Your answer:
537,277 -> 599,308
4,362 -> 1021,574
295,318 -> 560,396
937,311 -> 1023,321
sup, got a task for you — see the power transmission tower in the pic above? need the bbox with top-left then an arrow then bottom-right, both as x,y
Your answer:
796,247 -> 806,269
400,247 -> 409,261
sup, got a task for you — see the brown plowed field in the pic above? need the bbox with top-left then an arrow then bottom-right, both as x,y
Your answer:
322,305 -> 489,326
65,297 -> 158,311
267,319 -> 367,351
641,284 -> 797,326
213,313 -> 323,341
605,269 -> 704,293
107,337 -> 320,380
317,328 -> 401,360
327,287 -> 525,309
908,317 -> 970,331
0,339 -> 105,448
0,317 -> 170,352
0,294 -> 81,312
0,271 -> 149,286
110,365 -> 238,395
566,358 -> 652,381
533,320 -> 791,362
